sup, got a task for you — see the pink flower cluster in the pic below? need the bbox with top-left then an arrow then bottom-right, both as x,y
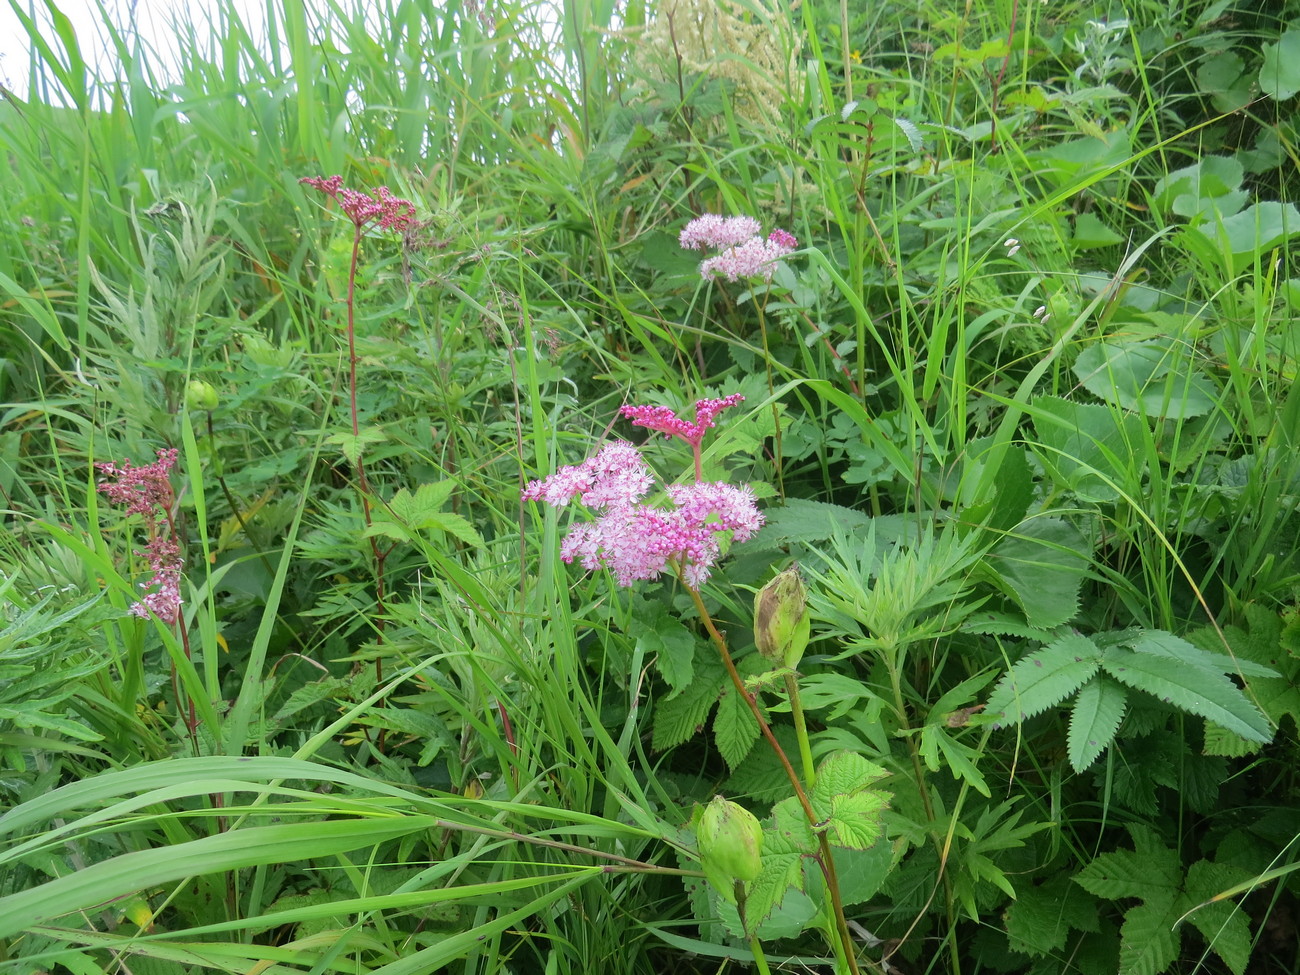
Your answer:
97,448 -> 183,624
523,437 -> 764,589
679,214 -> 797,283
300,175 -> 417,233
621,393 -> 746,449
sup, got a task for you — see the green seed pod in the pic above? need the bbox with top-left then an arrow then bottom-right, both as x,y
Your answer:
754,564 -> 810,669
185,380 -> 219,412
696,796 -> 763,897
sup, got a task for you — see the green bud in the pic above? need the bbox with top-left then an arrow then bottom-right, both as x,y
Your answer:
754,565 -> 810,669
185,380 -> 219,412
696,796 -> 763,899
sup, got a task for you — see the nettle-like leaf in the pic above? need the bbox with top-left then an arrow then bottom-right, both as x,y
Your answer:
326,426 -> 386,466
986,631 -> 1102,724
652,655 -> 725,752
743,797 -> 814,931
1067,676 -> 1129,772
631,599 -> 696,698
366,481 -> 484,547
983,517 -> 1092,628
1074,826 -> 1254,975
714,682 -> 760,770
1005,874 -> 1100,958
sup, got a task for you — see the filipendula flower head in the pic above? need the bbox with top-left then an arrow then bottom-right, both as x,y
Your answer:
696,795 -> 764,902
753,564 -> 810,669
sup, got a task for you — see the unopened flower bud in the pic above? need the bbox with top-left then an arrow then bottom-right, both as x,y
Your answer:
697,796 -> 763,898
754,565 -> 810,669
185,380 -> 219,412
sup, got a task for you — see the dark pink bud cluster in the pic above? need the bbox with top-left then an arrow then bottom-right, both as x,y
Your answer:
620,394 -> 746,449
97,448 -> 183,624
300,175 -> 417,232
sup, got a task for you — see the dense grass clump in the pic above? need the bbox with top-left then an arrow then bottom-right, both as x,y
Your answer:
0,1 -> 1297,973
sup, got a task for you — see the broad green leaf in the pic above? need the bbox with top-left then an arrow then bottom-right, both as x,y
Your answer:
1152,155 -> 1245,220
1188,202 -> 1300,274
832,842 -> 894,907
633,601 -> 696,697
1029,395 -> 1147,502
1072,338 -> 1217,418
987,632 -> 1102,725
1073,212 -> 1123,248
326,427 -> 387,466
1118,900 -> 1181,975
1101,647 -> 1272,742
1067,676 -> 1128,772
714,682 -> 760,770
1258,27 -> 1300,100
984,516 -> 1091,628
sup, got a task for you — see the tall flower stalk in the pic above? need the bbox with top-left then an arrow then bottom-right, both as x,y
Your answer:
524,395 -> 875,975
300,175 -> 416,674
97,448 -> 197,745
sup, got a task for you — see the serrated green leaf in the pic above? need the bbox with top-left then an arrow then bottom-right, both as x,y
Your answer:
984,517 -> 1091,628
714,683 -> 760,770
327,427 -> 387,466
1126,629 -> 1277,678
1074,841 -> 1181,902
633,603 -> 695,697
1118,899 -> 1181,975
1179,861 -> 1254,975
652,657 -> 723,751
1068,677 -> 1128,772
825,791 -> 890,850
1101,647 -> 1272,742
811,751 -> 888,809
1006,875 -> 1100,957
987,632 -> 1103,724
833,842 -> 893,907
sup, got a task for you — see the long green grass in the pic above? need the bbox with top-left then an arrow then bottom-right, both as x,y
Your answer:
0,0 -> 1298,973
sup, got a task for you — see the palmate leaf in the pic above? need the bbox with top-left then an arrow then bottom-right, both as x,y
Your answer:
1100,647 -> 1272,742
987,632 -> 1102,725
1067,676 -> 1129,772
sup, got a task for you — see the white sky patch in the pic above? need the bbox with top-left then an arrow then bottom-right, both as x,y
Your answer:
0,0 -> 274,100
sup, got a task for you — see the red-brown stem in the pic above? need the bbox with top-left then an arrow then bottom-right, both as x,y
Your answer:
346,226 -> 388,680
685,583 -> 868,975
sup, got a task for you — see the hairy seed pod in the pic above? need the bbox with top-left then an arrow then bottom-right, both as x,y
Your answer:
697,795 -> 763,893
754,564 -> 810,669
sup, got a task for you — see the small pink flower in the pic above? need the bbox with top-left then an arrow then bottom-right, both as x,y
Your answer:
96,449 -> 177,517
522,441 -> 654,510
699,237 -> 793,283
767,228 -> 797,250
300,175 -> 416,233
680,214 -> 763,251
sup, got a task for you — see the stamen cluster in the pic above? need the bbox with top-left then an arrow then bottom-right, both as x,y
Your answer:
523,399 -> 764,589
679,214 -> 797,283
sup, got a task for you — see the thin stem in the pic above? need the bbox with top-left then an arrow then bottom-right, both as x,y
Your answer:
686,583 -> 872,975
344,226 -> 388,677
784,672 -> 816,789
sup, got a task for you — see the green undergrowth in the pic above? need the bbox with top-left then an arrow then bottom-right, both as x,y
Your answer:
0,0 -> 1298,973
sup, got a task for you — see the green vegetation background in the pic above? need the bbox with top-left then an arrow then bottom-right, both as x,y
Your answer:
0,0 -> 1297,973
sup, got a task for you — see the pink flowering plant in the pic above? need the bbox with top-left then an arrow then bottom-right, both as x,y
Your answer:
97,448 -> 184,625
679,214 -> 797,283
523,397 -> 763,589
